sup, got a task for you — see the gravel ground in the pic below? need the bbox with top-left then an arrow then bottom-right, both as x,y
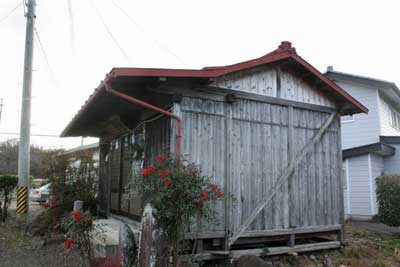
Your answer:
0,200 -> 86,267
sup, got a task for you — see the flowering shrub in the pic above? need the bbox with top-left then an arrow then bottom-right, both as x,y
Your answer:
61,210 -> 97,259
134,155 -> 224,262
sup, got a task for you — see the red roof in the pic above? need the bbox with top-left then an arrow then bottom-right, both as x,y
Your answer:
61,41 -> 368,137
106,41 -> 367,113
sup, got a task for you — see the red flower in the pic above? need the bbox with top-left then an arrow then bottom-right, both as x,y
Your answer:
158,169 -> 170,179
87,218 -> 93,226
156,154 -> 166,162
142,165 -> 155,177
197,200 -> 204,206
201,191 -> 210,201
71,211 -> 83,222
210,183 -> 218,190
65,239 -> 73,249
216,190 -> 224,198
164,181 -> 173,187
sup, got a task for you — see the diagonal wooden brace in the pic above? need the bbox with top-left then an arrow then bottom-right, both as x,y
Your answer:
228,111 -> 338,247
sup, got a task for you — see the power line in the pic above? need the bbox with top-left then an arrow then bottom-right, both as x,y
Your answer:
67,0 -> 75,51
87,0 -> 131,63
0,98 -> 3,123
34,27 -> 57,84
110,0 -> 186,66
0,132 -> 59,138
0,2 -> 23,25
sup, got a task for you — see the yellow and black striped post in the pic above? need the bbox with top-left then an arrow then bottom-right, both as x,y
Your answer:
16,186 -> 28,214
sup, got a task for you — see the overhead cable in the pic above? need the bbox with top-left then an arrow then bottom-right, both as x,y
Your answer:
0,2 -> 23,25
111,0 -> 186,66
88,0 -> 131,63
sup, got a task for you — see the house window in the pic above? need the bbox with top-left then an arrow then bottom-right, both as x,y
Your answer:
389,107 -> 400,131
341,115 -> 355,123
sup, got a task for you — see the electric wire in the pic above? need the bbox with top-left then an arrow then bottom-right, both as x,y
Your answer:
87,0 -> 131,63
0,132 -> 59,137
34,27 -> 57,85
0,2 -> 23,25
67,0 -> 75,51
110,0 -> 186,66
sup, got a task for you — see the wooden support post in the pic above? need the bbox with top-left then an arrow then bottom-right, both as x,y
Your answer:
288,107 -> 294,229
229,112 -> 338,247
171,102 -> 182,155
224,103 -> 233,251
289,233 -> 295,247
337,115 -> 346,243
196,240 -> 204,254
118,138 -> 124,212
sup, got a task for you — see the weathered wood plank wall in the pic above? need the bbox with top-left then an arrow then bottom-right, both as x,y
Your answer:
179,97 -> 227,232
144,116 -> 171,165
98,141 -> 111,216
110,139 -> 122,211
178,96 -> 341,236
211,66 -> 336,108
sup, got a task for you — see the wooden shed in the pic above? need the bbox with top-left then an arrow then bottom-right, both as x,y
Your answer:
61,42 -> 368,257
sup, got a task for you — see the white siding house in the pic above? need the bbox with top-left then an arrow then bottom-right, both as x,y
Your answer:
326,69 -> 400,220
338,82 -> 380,149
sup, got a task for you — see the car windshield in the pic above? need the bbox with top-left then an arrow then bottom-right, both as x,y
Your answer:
39,183 -> 51,190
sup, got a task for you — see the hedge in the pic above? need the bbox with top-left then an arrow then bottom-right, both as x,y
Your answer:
0,175 -> 18,221
376,175 -> 400,227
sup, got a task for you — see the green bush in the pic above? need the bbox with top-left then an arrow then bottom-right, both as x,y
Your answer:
376,175 -> 400,226
0,175 -> 18,221
39,152 -> 98,234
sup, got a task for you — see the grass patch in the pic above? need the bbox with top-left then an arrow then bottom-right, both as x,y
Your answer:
0,222 -> 33,249
282,224 -> 400,267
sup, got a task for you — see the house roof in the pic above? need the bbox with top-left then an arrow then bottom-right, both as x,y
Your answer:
325,69 -> 400,106
380,136 -> 400,144
62,142 -> 99,155
343,142 -> 396,159
61,41 -> 368,137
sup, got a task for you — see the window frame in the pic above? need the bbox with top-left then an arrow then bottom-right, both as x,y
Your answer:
389,107 -> 400,131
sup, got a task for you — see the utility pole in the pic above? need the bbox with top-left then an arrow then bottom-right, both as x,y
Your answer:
0,98 -> 3,123
17,0 -> 37,217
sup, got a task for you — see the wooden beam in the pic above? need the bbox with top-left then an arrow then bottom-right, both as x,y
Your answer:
229,112 -> 338,247
182,241 -> 341,261
240,224 -> 342,238
230,241 -> 341,259
337,115 -> 346,243
288,106 -> 294,231
184,224 -> 341,240
224,104 -> 233,250
152,85 -> 336,114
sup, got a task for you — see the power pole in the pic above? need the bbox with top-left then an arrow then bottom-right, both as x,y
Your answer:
0,98 -> 3,123
17,0 -> 37,217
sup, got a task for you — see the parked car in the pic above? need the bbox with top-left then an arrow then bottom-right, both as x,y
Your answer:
29,183 -> 51,202
31,178 -> 49,189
